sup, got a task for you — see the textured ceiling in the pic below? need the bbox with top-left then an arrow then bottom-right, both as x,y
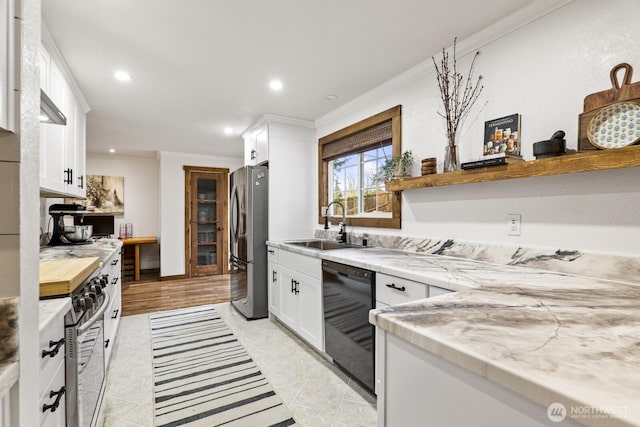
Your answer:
42,0 -> 537,158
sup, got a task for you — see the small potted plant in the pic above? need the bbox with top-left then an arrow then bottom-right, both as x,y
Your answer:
373,150 -> 414,183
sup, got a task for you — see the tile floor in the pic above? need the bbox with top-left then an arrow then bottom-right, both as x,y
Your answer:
98,302 -> 377,426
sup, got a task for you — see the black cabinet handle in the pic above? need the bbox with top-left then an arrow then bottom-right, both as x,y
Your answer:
291,278 -> 295,293
41,338 -> 65,358
105,339 -> 110,348
78,175 -> 84,189
111,309 -> 119,319
386,283 -> 406,292
250,149 -> 256,160
63,168 -> 71,184
268,249 -> 275,254
42,386 -> 65,413
294,280 -> 300,295
111,259 -> 119,266
272,270 -> 277,283
111,277 -> 118,285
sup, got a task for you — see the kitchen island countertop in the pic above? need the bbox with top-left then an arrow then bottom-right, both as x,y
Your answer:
268,240 -> 640,426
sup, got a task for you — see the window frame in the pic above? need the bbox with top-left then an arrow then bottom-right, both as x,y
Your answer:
318,105 -> 402,229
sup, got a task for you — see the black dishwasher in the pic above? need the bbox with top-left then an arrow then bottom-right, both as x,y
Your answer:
322,260 -> 375,393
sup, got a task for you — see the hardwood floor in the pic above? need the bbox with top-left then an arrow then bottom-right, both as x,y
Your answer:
121,274 -> 231,316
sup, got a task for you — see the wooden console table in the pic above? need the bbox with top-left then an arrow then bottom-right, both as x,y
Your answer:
121,236 -> 157,281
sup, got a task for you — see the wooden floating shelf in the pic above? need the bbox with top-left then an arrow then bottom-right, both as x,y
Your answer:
386,145 -> 640,192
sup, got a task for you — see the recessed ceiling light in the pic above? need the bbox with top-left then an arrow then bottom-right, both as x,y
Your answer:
114,70 -> 131,82
109,148 -> 116,153
269,79 -> 283,91
325,94 -> 338,101
224,127 -> 233,135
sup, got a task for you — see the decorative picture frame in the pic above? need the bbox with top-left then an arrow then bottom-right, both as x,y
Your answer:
66,175 -> 125,215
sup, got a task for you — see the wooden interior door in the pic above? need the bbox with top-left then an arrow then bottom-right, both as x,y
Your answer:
184,167 -> 229,277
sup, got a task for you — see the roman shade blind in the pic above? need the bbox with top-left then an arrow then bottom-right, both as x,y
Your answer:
321,120 -> 392,160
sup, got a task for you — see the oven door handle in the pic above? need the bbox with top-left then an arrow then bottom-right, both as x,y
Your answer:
77,292 -> 110,336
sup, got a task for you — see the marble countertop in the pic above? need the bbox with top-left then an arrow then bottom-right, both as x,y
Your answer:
40,238 -> 122,267
269,240 -> 640,427
39,298 -> 71,333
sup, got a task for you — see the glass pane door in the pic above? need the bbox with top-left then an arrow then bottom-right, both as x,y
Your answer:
190,171 -> 224,276
196,176 -> 217,266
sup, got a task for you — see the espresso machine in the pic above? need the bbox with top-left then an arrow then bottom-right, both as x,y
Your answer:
48,203 -> 91,246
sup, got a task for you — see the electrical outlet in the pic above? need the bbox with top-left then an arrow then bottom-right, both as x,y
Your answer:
507,214 -> 521,236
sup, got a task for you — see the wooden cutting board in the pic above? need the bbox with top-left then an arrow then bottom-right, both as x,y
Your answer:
579,63 -> 640,151
39,257 -> 100,297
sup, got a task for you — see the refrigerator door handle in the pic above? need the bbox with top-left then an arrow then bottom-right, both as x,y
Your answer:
230,186 -> 240,243
230,254 -> 251,266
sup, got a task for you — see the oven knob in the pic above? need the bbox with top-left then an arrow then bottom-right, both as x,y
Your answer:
99,274 -> 109,287
73,296 -> 87,312
84,291 -> 97,304
90,284 -> 103,295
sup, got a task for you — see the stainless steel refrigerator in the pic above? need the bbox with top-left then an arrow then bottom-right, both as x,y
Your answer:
229,165 -> 269,319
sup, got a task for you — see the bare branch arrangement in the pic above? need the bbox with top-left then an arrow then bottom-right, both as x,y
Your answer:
432,37 -> 484,147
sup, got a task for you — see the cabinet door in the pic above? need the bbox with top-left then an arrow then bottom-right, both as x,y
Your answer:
268,261 -> 280,317
63,82 -> 77,196
0,0 -> 16,132
74,107 -> 86,197
297,273 -> 323,351
39,43 -> 50,92
40,62 -> 67,193
278,266 -> 298,330
244,134 -> 256,166
104,285 -> 121,368
39,359 -> 65,427
254,126 -> 268,165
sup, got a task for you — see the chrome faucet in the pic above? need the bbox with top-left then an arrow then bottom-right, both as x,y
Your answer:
324,201 -> 347,243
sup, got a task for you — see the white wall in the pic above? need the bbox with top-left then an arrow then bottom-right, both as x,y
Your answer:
315,0 -> 640,256
87,154 -> 160,269
158,151 -> 243,277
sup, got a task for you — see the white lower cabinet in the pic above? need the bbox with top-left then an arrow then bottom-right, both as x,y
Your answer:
377,332 -> 584,427
267,247 -> 280,317
103,249 -> 122,368
39,361 -> 66,427
269,248 -> 323,352
39,306 -> 67,427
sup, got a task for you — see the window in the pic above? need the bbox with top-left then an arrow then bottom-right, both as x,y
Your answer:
328,145 -> 393,217
318,105 -> 401,229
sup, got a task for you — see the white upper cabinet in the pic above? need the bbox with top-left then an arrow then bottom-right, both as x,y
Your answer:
243,122 -> 268,166
39,31 -> 90,198
0,0 -> 16,133
242,115 -> 316,241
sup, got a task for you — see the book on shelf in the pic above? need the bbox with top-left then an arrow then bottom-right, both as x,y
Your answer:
484,113 -> 521,156
461,153 -> 524,170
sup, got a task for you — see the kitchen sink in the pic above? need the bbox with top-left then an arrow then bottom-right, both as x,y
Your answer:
284,240 -> 365,250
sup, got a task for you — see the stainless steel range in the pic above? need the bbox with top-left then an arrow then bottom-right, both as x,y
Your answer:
64,269 -> 110,427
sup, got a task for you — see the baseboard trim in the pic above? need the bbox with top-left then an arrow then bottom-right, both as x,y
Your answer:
160,274 -> 188,281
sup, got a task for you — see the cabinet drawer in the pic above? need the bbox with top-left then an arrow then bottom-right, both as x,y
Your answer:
278,250 -> 321,280
429,285 -> 454,297
376,273 -> 427,306
39,321 -> 65,398
267,246 -> 278,263
40,360 -> 66,427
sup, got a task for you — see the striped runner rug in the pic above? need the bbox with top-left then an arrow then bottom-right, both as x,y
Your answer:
150,305 -> 297,427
